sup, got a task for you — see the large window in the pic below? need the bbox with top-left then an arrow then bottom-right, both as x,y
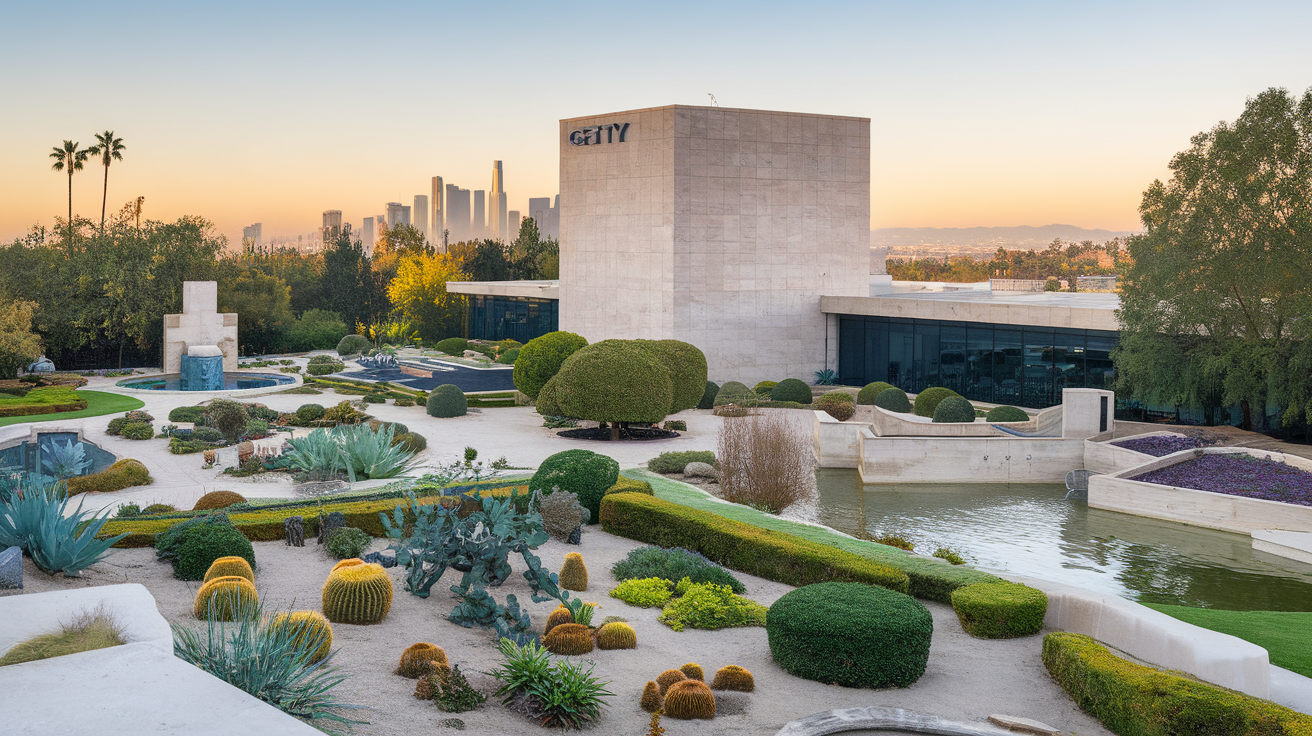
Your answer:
467,296 -> 558,344
835,315 -> 1118,409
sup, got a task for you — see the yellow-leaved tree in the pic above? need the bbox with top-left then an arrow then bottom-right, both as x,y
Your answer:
386,252 -> 468,343
0,300 -> 44,379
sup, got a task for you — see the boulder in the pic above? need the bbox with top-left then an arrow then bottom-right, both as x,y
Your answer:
0,546 -> 21,589
684,462 -> 718,479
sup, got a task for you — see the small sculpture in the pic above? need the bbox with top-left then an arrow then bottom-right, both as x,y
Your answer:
285,516 -> 305,547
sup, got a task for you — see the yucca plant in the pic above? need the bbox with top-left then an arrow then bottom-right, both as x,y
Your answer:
0,476 -> 126,576
489,638 -> 612,729
172,593 -> 363,734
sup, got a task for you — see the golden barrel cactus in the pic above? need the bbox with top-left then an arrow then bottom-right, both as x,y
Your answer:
543,605 -> 575,636
204,555 -> 254,584
596,621 -> 637,650
710,664 -> 755,692
558,552 -> 588,592
640,681 -> 662,713
664,679 -> 716,720
268,611 -> 333,663
543,622 -> 594,656
656,668 -> 688,694
679,662 -> 704,681
397,642 -> 449,678
322,562 -> 393,624
331,558 -> 365,573
194,575 -> 258,620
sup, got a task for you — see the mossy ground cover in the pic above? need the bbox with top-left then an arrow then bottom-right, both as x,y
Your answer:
0,390 -> 144,426
1144,603 -> 1312,678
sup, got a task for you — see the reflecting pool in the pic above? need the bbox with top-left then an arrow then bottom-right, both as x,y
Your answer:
116,372 -> 295,391
816,468 -> 1312,611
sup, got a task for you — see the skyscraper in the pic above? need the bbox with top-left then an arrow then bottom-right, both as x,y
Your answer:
322,210 -> 342,240
242,223 -> 263,246
528,196 -> 559,240
507,210 -> 521,239
446,185 -> 471,242
473,190 -> 485,239
362,217 -> 375,256
414,195 -> 428,240
490,160 -> 506,239
386,202 -> 405,229
431,177 -> 444,246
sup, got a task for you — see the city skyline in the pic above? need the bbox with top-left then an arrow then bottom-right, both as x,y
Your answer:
2,1 -> 1311,245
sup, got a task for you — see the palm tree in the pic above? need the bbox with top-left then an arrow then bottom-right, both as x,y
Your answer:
87,131 -> 125,231
49,140 -> 90,230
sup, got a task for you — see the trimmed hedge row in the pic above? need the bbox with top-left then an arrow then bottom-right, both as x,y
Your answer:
1042,632 -> 1312,736
0,387 -> 88,418
951,581 -> 1046,638
605,476 -> 654,496
599,492 -> 910,594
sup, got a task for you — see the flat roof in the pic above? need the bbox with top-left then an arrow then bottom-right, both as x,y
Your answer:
821,290 -> 1120,332
560,104 -> 870,124
446,280 -> 559,300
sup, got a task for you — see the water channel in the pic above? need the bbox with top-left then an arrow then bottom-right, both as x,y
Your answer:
815,468 -> 1312,611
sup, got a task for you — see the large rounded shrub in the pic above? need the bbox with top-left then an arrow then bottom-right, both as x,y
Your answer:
753,380 -> 778,397
950,581 -> 1047,638
535,376 -> 562,417
550,340 -> 673,427
207,399 -> 249,442
496,348 -> 520,365
513,331 -> 588,399
932,396 -> 976,424
766,581 -> 932,688
171,522 -> 256,581
913,387 -> 961,418
856,382 -> 896,405
336,334 -> 371,356
194,490 -> 247,511
873,387 -> 912,413
530,449 -> 619,524
637,339 -> 708,413
436,337 -> 468,355
713,381 -> 752,407
986,405 -> 1030,423
296,403 -> 326,423
425,384 -> 467,418
770,378 -> 812,404
697,381 -> 719,410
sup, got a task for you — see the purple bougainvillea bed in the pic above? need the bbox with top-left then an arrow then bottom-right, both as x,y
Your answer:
1131,453 -> 1312,506
1111,435 -> 1212,457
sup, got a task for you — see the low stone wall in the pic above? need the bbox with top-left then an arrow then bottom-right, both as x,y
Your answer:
1082,430 -> 1184,475
858,431 -> 1085,483
852,404 -> 1034,437
813,411 -> 872,468
1087,447 -> 1312,534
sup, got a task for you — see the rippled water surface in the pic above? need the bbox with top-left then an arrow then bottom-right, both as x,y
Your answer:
815,469 -> 1312,611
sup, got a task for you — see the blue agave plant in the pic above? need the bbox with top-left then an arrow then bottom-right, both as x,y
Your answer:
0,476 -> 127,576
41,438 -> 92,481
813,368 -> 837,385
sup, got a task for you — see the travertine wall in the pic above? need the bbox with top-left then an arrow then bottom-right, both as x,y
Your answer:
558,105 -> 869,384
162,281 -> 238,373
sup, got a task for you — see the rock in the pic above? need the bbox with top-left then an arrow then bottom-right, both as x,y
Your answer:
0,546 -> 21,589
566,526 -> 582,545
318,511 -> 346,545
988,715 -> 1061,735
684,461 -> 717,479
284,516 -> 305,547
361,551 -> 397,568
776,707 -> 1017,736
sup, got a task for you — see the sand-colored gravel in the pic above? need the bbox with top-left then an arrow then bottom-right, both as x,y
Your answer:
5,526 -> 1111,736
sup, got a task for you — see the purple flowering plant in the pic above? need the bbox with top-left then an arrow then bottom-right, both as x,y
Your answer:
1132,453 -> 1312,506
1111,435 -> 1212,457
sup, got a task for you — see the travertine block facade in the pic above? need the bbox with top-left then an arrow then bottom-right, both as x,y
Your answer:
162,281 -> 238,373
558,105 -> 869,383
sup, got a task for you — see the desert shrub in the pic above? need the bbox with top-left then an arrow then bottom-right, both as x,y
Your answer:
489,639 -> 611,729
425,384 -> 467,418
322,400 -> 364,425
647,450 -> 717,474
604,476 -> 653,496
168,405 -> 209,423
770,378 -> 812,404
815,393 -> 855,421
986,405 -> 1029,423
106,417 -> 129,435
308,354 -> 339,365
0,606 -> 126,666
194,490 -> 247,511
513,331 -> 588,399
244,419 -> 270,437
610,546 -> 744,593
66,459 -> 152,495
325,527 -> 372,560
767,582 -> 932,688
496,348 -> 520,365
530,449 -> 619,525
296,403 -> 326,423
913,386 -> 961,418
156,515 -> 256,581
951,581 -> 1047,638
610,577 -> 673,608
753,380 -> 777,396
932,396 -> 976,424
362,393 -> 386,404
435,337 -> 468,355
115,503 -> 141,518
549,340 -> 673,428
192,427 -> 224,443
873,387 -> 912,413
395,432 -> 427,454
697,380 -> 719,410
208,399 -> 250,442
142,503 -> 175,515
538,490 -> 590,543
713,381 -> 752,407
658,579 -> 767,632
856,381 -> 896,405
336,334 -> 371,356
718,410 -> 815,514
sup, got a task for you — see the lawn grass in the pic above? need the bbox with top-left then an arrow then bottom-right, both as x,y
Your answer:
1143,603 -> 1312,678
0,390 -> 144,426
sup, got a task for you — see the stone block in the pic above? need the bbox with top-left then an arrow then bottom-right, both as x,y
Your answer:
0,545 -> 21,589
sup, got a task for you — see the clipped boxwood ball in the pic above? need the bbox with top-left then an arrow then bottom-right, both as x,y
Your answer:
873,387 -> 912,413
767,581 -> 932,688
637,339 -> 709,413
531,449 -> 619,524
550,340 -> 673,425
425,384 -> 467,418
950,581 -> 1047,639
336,334 -> 371,356
856,381 -> 895,405
932,396 -> 977,424
713,381 -> 752,407
436,337 -> 468,355
173,523 -> 256,581
913,386 -> 960,418
514,331 -> 588,399
697,380 -> 719,410
770,378 -> 812,404
986,405 -> 1029,423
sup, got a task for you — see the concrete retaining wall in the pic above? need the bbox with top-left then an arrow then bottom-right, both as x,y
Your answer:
858,432 -> 1085,483
813,412 -> 872,468
1082,431 -> 1184,475
851,404 -> 1033,437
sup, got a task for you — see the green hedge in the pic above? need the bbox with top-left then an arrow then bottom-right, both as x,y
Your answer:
599,492 -> 909,594
913,387 -> 960,418
697,380 -> 719,410
768,582 -> 932,688
0,387 -> 87,418
647,450 -> 717,474
986,405 -> 1030,423
950,581 -> 1046,638
873,387 -> 912,413
1042,632 -> 1312,736
857,381 -> 895,405
605,476 -> 653,496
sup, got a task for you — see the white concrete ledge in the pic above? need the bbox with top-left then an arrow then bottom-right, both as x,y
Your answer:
1082,430 -> 1180,475
1252,529 -> 1312,565
0,583 -> 172,655
859,432 -> 1084,483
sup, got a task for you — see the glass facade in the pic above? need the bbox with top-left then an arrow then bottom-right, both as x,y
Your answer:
468,295 -> 559,344
837,315 -> 1117,408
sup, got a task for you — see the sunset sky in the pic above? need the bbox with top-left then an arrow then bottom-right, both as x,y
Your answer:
2,0 -> 1310,246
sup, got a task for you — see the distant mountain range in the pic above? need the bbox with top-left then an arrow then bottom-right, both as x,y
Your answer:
871,224 -> 1139,251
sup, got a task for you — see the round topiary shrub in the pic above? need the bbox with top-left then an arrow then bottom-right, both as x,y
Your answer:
396,432 -> 427,453
856,381 -> 896,405
770,378 -> 813,404
425,384 -> 467,418
767,581 -> 933,688
496,348 -> 520,365
698,381 -> 719,410
549,340 -> 674,429
913,386 -> 961,418
513,331 -> 588,399
296,403 -> 326,423
193,490 -> 247,511
712,381 -> 752,407
436,337 -> 468,355
336,334 -> 371,356
932,396 -> 977,424
207,399 -> 250,442
172,522 -> 256,581
950,581 -> 1048,639
873,387 -> 912,413
753,380 -> 778,396
637,339 -> 708,413
535,376 -> 562,417
530,449 -> 619,524
986,405 -> 1030,423
818,399 -> 855,421
321,562 -> 393,625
